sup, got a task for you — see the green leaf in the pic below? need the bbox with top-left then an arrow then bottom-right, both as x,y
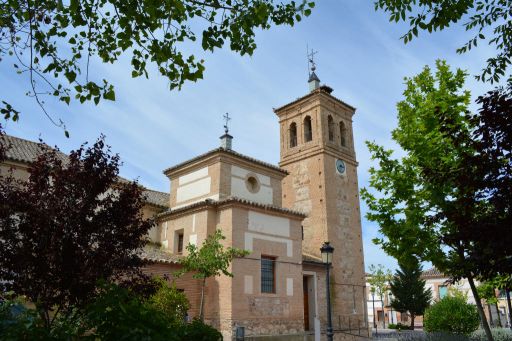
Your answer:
103,89 -> 115,101
65,70 -> 77,83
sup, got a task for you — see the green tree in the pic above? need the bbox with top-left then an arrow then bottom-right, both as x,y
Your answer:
423,295 -> 480,336
0,135 -> 154,330
0,0 -> 314,128
374,0 -> 512,85
389,260 -> 432,329
368,264 -> 392,328
360,60 -> 495,340
147,277 -> 190,326
177,229 -> 249,321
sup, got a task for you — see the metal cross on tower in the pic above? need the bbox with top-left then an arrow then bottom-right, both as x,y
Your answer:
223,112 -> 231,134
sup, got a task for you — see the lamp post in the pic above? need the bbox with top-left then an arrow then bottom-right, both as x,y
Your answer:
321,241 -> 334,341
389,292 -> 393,325
371,287 -> 377,336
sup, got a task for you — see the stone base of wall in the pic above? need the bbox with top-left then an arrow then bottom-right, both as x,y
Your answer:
333,332 -> 370,341
232,331 -> 370,341
208,318 -> 304,340
241,334 -> 315,341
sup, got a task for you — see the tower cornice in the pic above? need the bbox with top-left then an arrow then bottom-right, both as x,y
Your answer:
279,146 -> 358,168
274,86 -> 356,115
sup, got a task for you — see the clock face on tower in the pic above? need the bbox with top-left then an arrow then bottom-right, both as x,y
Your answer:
335,159 -> 346,175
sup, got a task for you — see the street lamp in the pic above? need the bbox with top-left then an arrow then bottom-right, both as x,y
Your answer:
389,292 -> 393,325
371,287 -> 377,336
321,241 -> 334,341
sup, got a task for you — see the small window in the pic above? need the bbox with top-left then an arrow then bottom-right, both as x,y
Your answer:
289,122 -> 297,148
327,115 -> 334,141
175,230 -> 184,254
339,121 -> 347,147
439,285 -> 448,299
261,256 -> 276,293
304,116 -> 312,142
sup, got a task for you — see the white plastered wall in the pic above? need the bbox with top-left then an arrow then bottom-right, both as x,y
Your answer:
175,167 -> 216,207
230,165 -> 273,205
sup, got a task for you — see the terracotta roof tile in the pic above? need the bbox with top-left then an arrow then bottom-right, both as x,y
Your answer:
1,134 -> 68,163
1,134 -> 169,209
422,267 -> 446,278
158,196 -> 306,219
163,147 -> 288,175
142,188 -> 169,208
139,244 -> 182,264
302,253 -> 323,264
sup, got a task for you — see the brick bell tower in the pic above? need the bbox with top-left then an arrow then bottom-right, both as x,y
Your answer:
274,57 -> 366,326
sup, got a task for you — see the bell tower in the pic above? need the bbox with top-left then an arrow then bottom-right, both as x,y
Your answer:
274,60 -> 366,325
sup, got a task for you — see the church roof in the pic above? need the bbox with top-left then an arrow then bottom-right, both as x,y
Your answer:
0,134 -> 169,209
163,147 -> 288,176
422,267 -> 446,278
142,188 -> 170,208
157,196 -> 306,220
139,244 -> 182,264
274,86 -> 356,113
1,134 -> 68,164
302,253 -> 323,265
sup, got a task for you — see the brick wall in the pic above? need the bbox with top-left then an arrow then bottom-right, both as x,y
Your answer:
143,262 -> 202,319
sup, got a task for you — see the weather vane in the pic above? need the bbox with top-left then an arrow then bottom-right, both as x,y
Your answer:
307,46 -> 318,75
223,112 -> 231,134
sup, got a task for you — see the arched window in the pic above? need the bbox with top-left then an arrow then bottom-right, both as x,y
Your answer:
340,121 -> 347,147
304,116 -> 312,142
328,115 -> 334,142
289,122 -> 297,148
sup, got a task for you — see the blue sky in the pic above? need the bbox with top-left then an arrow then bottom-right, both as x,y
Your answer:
0,0 -> 498,272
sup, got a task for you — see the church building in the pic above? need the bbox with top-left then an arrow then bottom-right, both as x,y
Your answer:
0,68 -> 367,340
147,69 -> 367,340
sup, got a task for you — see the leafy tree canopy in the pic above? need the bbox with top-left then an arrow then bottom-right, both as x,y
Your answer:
477,281 -> 498,306
374,0 -> 512,84
360,60 -> 511,340
0,134 -> 154,328
368,264 -> 392,299
177,229 -> 249,320
361,60 -> 511,283
178,229 -> 249,280
0,0 -> 314,128
423,295 -> 480,336
146,277 -> 190,326
390,260 -> 432,329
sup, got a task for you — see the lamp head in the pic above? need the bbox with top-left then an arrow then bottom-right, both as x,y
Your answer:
320,241 -> 334,264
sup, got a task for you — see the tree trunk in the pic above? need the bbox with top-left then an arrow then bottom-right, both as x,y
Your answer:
382,300 -> 386,329
495,303 -> 502,328
468,274 -> 494,341
199,277 -> 206,321
488,304 -> 494,327
506,289 -> 512,330
410,313 -> 415,330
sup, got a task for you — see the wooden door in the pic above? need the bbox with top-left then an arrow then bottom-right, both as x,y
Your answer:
303,278 -> 310,331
